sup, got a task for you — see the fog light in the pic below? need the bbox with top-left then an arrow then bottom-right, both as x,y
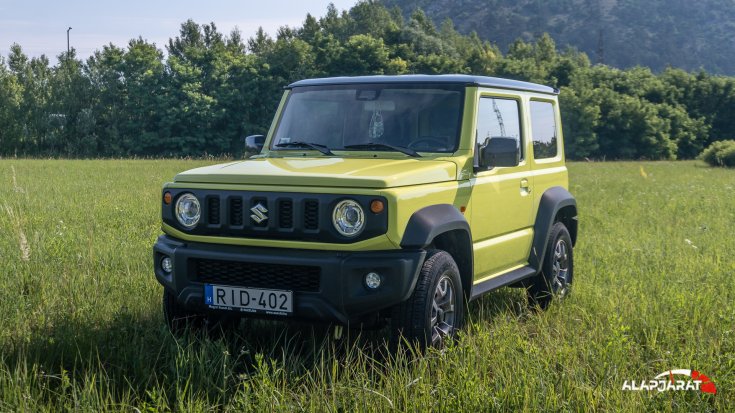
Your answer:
364,272 -> 381,289
161,257 -> 173,273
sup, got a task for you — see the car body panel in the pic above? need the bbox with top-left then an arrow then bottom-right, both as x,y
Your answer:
174,157 -> 458,189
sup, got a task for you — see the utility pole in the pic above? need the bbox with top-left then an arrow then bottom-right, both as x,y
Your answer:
596,29 -> 605,65
67,27 -> 72,54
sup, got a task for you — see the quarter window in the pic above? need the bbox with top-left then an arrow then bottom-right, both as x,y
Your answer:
530,101 -> 558,159
476,97 -> 522,160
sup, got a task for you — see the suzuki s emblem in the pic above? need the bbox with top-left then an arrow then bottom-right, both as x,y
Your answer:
250,203 -> 268,223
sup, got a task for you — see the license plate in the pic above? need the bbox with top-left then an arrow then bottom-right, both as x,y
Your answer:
204,284 -> 292,315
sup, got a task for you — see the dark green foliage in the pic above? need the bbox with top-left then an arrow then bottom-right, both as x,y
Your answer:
700,140 -> 735,167
0,1 -> 732,159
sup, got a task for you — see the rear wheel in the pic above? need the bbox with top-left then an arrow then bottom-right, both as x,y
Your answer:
528,222 -> 573,309
391,250 -> 464,350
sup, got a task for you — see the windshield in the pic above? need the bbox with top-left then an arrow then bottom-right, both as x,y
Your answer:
271,84 -> 464,154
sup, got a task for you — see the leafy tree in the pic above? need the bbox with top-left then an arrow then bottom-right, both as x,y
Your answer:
121,39 -> 167,154
335,34 -> 391,75
50,50 -> 94,156
0,57 -> 23,154
700,140 -> 735,167
6,44 -> 55,155
559,87 -> 600,158
85,44 -> 126,155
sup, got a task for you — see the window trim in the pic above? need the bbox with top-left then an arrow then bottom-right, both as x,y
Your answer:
529,97 -> 561,162
474,94 -> 526,169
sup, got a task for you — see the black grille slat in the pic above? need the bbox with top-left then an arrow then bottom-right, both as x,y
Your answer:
230,198 -> 243,226
304,200 -> 319,230
208,197 -> 220,225
194,258 -> 320,292
279,200 -> 293,228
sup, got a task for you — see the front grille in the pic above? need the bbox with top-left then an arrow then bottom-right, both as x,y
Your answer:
230,198 -> 243,226
163,189 -> 387,243
217,194 -> 321,234
304,200 -> 319,230
208,197 -> 220,224
193,258 -> 320,292
278,199 -> 293,228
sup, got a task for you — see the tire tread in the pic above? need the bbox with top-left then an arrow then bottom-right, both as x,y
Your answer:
391,249 -> 463,349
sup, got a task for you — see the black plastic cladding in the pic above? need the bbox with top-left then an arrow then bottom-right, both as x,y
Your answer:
163,188 -> 388,244
191,258 -> 321,292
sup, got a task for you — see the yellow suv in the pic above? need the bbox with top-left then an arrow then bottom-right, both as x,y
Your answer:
153,75 -> 578,348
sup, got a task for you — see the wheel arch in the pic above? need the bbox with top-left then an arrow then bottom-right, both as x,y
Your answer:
400,204 -> 474,298
529,186 -> 578,272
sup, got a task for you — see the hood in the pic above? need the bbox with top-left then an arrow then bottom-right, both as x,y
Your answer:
174,157 -> 457,188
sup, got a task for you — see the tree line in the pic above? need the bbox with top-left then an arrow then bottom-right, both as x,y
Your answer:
0,1 -> 733,159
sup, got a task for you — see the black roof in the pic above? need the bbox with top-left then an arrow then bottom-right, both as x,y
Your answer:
287,74 -> 558,95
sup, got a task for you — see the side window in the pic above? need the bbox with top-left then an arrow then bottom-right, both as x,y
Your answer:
530,101 -> 558,159
476,97 -> 522,160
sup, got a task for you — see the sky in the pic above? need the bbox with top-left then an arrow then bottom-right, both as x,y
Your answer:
0,0 -> 357,63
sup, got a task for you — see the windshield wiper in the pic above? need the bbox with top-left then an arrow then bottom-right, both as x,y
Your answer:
275,141 -> 334,156
343,142 -> 421,158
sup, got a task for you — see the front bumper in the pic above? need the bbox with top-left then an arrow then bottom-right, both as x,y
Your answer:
153,235 -> 426,323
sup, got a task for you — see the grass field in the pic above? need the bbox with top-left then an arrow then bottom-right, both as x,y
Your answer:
0,160 -> 733,412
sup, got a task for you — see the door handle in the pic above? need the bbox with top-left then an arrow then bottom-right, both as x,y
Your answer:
520,178 -> 531,193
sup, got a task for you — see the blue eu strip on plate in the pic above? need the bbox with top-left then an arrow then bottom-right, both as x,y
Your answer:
205,284 -> 214,305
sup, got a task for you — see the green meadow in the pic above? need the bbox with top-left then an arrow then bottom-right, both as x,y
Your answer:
0,160 -> 732,411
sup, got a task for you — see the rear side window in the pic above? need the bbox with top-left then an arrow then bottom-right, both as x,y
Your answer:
476,97 -> 522,159
530,101 -> 558,159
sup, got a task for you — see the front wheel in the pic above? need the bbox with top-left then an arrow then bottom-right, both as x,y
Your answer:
528,222 -> 574,310
391,250 -> 465,350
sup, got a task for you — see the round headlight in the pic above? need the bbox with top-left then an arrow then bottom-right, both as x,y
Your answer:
175,193 -> 201,229
332,199 -> 365,237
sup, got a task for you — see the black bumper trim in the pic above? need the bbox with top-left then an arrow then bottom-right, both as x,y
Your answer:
153,235 -> 426,323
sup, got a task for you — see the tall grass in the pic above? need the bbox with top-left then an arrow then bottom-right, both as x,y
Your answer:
0,160 -> 732,411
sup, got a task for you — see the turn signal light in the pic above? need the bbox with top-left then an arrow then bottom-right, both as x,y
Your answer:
163,191 -> 172,205
370,199 -> 385,214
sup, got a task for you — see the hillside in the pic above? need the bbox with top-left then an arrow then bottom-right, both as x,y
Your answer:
382,0 -> 735,74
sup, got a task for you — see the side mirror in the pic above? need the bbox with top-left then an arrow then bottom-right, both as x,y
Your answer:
478,137 -> 520,169
244,135 -> 265,154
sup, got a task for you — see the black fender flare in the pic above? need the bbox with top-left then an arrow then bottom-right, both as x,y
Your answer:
529,186 -> 578,272
400,204 -> 471,249
400,204 -> 474,296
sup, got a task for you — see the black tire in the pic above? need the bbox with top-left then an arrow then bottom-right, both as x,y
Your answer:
162,290 -> 237,335
528,222 -> 574,310
391,250 -> 465,350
